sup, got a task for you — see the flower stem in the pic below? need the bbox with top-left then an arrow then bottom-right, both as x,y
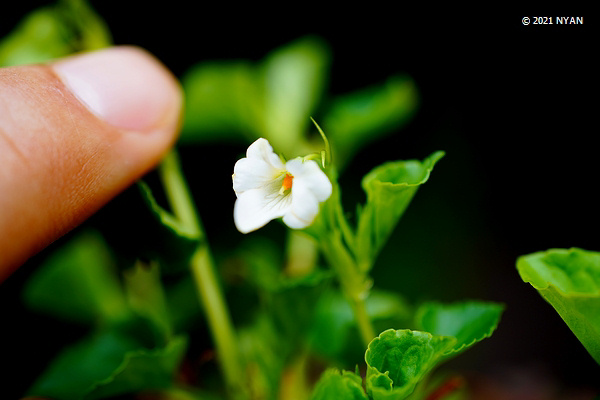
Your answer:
318,180 -> 375,346
159,149 -> 244,397
352,294 -> 376,348
321,231 -> 375,347
285,230 -> 318,277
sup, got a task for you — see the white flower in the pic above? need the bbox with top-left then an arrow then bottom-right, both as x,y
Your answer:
232,138 -> 332,233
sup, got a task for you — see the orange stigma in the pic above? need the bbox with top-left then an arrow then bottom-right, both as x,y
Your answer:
282,173 -> 294,191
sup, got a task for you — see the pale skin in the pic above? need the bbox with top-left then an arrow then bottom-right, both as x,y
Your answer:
0,46 -> 182,281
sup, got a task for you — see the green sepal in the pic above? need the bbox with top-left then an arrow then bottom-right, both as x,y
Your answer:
310,369 -> 368,400
356,151 -> 445,270
0,0 -> 111,67
517,248 -> 600,364
365,329 -> 456,400
310,117 -> 332,168
22,230 -> 128,324
323,75 -> 418,168
415,301 -> 504,357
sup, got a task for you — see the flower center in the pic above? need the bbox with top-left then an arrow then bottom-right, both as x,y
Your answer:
282,173 -> 294,191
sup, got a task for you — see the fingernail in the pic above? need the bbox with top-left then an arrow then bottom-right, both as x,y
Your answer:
52,46 -> 180,132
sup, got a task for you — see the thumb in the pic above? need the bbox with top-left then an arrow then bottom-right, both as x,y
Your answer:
0,46 -> 182,280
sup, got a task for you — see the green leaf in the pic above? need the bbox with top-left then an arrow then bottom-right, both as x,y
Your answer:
0,7 -> 71,66
28,330 -> 139,399
164,274 -> 204,331
136,388 -> 223,400
324,76 -> 418,168
0,0 -> 111,67
180,61 -> 261,143
28,329 -> 187,399
309,290 -> 412,365
23,230 -> 128,324
56,0 -> 112,50
240,237 -> 334,343
95,182 -> 199,274
356,151 -> 445,270
86,335 -> 188,399
517,248 -> 600,364
123,262 -> 173,341
268,269 -> 334,343
311,369 -> 368,400
415,301 -> 504,357
238,314 -> 289,400
260,36 -> 329,155
365,329 -> 456,400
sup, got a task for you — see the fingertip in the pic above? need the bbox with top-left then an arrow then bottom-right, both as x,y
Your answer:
52,46 -> 182,134
0,47 -> 183,278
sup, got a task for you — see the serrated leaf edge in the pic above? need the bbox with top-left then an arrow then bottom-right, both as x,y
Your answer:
365,329 -> 456,399
363,151 -> 445,191
415,301 -> 504,355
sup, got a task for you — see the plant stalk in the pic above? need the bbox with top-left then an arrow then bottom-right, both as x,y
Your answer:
159,149 -> 244,397
314,174 -> 376,347
321,230 -> 375,347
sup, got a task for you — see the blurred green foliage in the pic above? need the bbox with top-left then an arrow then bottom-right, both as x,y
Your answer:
309,289 -> 412,365
23,230 -> 189,398
181,37 -> 418,169
28,328 -> 187,399
96,182 -> 201,274
0,0 -> 110,67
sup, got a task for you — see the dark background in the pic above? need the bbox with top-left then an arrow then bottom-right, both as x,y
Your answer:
1,3 -> 596,398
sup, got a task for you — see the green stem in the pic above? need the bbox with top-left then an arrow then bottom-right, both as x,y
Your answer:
321,228 -> 375,347
159,151 -> 202,237
323,181 -> 375,346
322,235 -> 375,346
285,230 -> 318,277
159,150 -> 244,397
190,247 -> 243,391
352,293 -> 375,347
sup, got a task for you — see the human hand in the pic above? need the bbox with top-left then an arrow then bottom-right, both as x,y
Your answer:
0,46 -> 181,280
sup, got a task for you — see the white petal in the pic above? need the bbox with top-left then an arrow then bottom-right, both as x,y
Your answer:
234,188 -> 292,233
282,179 -> 319,229
282,210 -> 311,229
233,157 -> 281,195
285,159 -> 332,202
246,138 -> 284,170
